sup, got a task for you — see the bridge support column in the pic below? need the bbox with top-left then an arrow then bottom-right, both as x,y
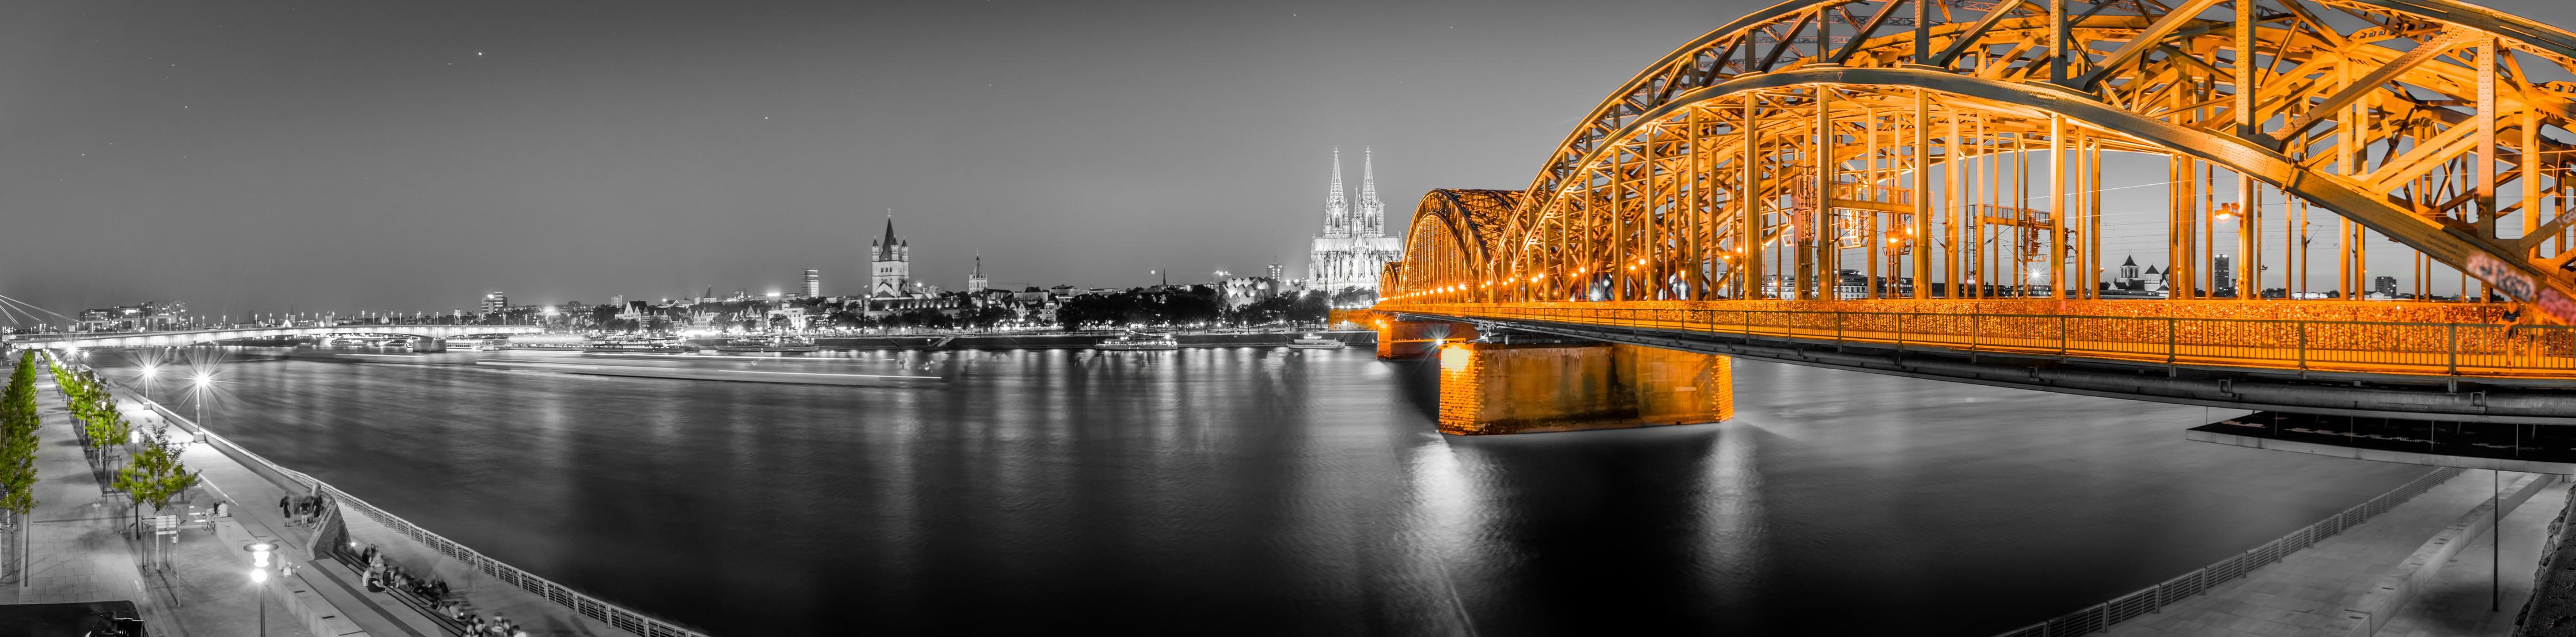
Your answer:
1376,320 -> 1477,359
1435,342 -> 1732,435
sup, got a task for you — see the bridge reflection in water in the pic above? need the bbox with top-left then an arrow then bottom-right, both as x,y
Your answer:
1374,0 -> 2576,433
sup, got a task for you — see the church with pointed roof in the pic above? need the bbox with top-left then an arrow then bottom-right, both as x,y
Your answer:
870,214 -> 916,297
1306,148 -> 1404,290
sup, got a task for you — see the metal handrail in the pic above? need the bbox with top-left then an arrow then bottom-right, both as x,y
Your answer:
1378,302 -> 2576,379
1984,467 -> 2463,637
65,360 -> 712,637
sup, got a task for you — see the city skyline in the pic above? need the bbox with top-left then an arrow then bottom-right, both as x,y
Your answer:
0,0 -> 1764,320
13,1 -> 2573,320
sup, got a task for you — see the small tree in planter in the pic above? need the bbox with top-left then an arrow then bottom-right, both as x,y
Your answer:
111,424 -> 196,539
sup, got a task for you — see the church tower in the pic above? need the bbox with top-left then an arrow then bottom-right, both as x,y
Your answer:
1357,147 -> 1385,237
967,252 -> 989,293
1322,148 -> 1352,239
870,213 -> 911,297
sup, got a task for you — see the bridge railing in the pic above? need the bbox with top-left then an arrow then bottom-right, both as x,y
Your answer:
31,353 -> 711,637
1380,303 -> 2576,378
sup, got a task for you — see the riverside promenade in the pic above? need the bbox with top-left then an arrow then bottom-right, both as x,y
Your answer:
1,373 -> 158,619
7,366 -> 342,637
2105,469 -> 2564,637
110,377 -> 644,636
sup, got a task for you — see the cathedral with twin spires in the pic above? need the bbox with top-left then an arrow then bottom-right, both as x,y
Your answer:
1306,148 -> 1402,291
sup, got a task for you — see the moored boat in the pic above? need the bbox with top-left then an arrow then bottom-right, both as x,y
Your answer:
1287,333 -> 1343,349
498,333 -> 588,351
1094,332 -> 1179,351
714,335 -> 820,353
585,335 -> 700,354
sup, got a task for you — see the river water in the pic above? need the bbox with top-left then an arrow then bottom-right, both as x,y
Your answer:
97,347 -> 2427,635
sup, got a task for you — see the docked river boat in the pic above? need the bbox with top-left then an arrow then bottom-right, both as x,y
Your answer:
586,335 -> 700,354
714,335 -> 820,353
1287,333 -> 1343,350
1093,332 -> 1179,351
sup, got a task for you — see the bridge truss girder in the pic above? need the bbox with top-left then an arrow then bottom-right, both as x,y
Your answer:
1391,0 -> 2576,321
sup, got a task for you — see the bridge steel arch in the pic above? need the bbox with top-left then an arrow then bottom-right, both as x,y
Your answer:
1389,0 -> 2576,320
1391,189 -> 1521,298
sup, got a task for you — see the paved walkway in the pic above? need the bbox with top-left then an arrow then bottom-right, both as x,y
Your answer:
2108,469 -> 2556,637
0,373 -> 165,626
114,392 -> 439,637
119,376 -> 630,636
2380,480 -> 2571,637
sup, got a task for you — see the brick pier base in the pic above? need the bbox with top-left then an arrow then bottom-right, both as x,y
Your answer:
1435,342 -> 1732,435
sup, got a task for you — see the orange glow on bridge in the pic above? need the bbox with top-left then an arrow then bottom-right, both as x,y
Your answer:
1382,0 -> 2576,381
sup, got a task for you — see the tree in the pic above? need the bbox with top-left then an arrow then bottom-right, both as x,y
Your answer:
1290,291 -> 1331,324
111,423 -> 196,537
0,351 -> 43,536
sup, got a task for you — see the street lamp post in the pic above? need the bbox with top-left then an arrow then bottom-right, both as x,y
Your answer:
244,541 -> 276,637
191,370 -> 213,430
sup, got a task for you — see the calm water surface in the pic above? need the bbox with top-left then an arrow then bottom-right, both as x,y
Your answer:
105,347 -> 2427,635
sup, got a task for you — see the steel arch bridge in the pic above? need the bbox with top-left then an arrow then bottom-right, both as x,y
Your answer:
1378,0 -> 2576,419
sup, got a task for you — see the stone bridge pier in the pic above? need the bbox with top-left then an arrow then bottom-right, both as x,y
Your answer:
1432,341 -> 1732,435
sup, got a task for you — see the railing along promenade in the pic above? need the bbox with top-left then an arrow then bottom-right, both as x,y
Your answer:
1378,300 -> 2576,380
54,359 -> 711,637
1990,467 -> 2464,637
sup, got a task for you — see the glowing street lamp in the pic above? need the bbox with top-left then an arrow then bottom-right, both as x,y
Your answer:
244,541 -> 278,636
138,364 -> 160,401
191,370 -> 214,430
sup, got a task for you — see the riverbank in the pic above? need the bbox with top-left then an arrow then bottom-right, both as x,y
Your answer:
108,370 -> 674,636
706,329 -> 1375,351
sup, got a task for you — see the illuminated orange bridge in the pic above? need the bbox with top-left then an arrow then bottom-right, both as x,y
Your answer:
1376,0 -> 2576,433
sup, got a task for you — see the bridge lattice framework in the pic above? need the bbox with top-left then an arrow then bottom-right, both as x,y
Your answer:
1388,0 -> 2576,327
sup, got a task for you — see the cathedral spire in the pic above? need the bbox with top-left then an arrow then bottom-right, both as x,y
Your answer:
1357,147 -> 1384,236
1322,148 -> 1351,238
1361,147 -> 1377,202
1329,148 -> 1346,203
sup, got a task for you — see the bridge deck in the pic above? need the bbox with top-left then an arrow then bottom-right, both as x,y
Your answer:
1379,301 -> 2576,381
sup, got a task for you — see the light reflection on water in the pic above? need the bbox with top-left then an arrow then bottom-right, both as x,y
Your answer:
92,347 -> 2431,635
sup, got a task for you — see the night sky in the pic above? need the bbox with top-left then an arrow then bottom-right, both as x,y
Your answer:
6,0 -> 2573,320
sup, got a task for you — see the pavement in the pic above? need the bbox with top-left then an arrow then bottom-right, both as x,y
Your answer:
2107,469 -> 2563,637
2380,479 -> 2573,636
0,370 -> 179,631
0,362 -> 355,636
0,355 -> 661,637
122,374 -> 630,637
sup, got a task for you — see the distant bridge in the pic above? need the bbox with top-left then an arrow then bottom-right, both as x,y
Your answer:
1376,0 -> 2576,431
5,324 -> 541,350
